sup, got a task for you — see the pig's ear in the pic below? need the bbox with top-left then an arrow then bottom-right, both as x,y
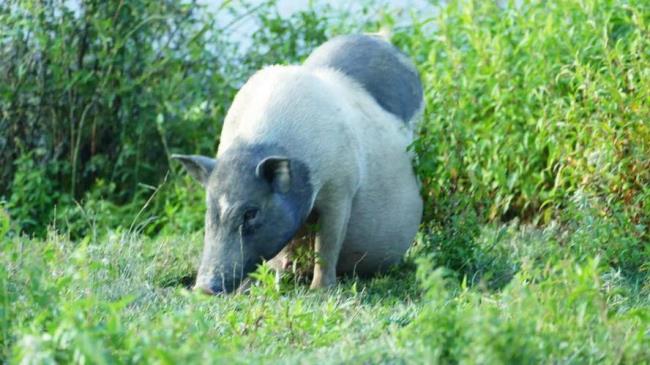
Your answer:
256,156 -> 291,193
171,154 -> 216,186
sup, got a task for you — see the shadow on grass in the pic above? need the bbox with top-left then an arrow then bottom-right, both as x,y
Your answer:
157,273 -> 196,290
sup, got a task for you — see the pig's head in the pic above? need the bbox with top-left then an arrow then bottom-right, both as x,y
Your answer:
172,146 -> 313,294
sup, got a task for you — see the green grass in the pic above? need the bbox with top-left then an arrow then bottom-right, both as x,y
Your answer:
1,210 -> 648,364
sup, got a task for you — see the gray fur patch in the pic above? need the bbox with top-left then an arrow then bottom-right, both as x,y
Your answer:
198,143 -> 313,292
304,34 -> 423,123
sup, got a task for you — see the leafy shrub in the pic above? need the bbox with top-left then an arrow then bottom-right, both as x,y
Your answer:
412,196 -> 481,276
6,151 -> 65,235
0,0 -> 237,234
404,0 -> 649,227
563,191 -> 649,274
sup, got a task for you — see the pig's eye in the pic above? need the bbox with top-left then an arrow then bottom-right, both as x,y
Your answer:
243,208 -> 259,224
241,208 -> 260,235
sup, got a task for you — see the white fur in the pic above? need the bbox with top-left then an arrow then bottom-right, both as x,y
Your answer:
218,64 -> 423,285
217,195 -> 232,218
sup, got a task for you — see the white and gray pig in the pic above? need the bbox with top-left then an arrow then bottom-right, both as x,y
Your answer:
173,34 -> 423,294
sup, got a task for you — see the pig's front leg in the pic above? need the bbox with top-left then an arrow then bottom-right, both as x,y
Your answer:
310,199 -> 352,289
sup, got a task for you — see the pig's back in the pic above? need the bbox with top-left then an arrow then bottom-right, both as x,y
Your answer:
304,34 -> 423,126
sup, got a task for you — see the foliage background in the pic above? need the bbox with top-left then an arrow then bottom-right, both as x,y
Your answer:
0,0 -> 648,363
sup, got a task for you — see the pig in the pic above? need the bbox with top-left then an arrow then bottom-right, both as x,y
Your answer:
172,34 -> 423,294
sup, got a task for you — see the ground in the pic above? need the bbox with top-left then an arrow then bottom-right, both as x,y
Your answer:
2,215 -> 648,364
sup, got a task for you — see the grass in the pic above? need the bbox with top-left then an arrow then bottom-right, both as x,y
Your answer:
1,228 -> 419,363
1,208 -> 648,364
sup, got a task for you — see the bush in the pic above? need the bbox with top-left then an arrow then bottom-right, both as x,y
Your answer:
6,151 -> 62,235
403,0 -> 649,228
0,0 -> 238,234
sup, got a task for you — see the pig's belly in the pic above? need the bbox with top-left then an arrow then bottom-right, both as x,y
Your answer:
336,158 -> 423,276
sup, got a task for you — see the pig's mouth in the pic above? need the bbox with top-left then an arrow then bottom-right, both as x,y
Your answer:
194,258 -> 260,295
195,213 -> 319,295
194,275 -> 240,295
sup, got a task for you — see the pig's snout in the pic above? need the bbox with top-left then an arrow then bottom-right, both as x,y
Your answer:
194,272 -> 225,295
194,281 -> 223,295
